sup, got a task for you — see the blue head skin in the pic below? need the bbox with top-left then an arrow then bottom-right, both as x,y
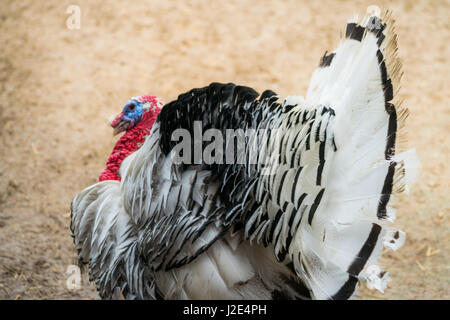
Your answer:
111,99 -> 145,135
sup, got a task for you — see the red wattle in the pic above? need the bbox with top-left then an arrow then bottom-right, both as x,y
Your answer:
99,106 -> 161,182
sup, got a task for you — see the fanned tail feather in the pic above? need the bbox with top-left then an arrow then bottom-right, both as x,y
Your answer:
294,11 -> 418,299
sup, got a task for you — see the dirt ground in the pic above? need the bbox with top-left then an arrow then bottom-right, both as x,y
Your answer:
0,0 -> 448,300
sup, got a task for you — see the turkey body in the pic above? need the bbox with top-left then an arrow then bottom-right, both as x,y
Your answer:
70,13 -> 418,300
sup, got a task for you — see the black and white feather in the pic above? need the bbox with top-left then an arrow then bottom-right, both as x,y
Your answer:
70,12 -> 419,300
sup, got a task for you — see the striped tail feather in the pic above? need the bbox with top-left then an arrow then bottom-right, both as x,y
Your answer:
291,11 -> 419,299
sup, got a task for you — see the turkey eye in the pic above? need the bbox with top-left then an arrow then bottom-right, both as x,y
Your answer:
129,104 -> 135,111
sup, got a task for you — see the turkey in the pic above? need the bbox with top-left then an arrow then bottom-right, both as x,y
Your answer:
70,12 -> 419,300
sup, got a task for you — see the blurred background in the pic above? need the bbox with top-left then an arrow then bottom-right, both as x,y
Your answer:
0,0 -> 448,299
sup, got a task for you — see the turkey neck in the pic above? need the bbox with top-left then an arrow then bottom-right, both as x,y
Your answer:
99,109 -> 160,182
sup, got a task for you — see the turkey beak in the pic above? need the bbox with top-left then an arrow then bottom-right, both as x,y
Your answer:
111,112 -> 129,136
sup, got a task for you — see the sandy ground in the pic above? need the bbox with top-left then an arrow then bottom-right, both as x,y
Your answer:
0,0 -> 448,300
